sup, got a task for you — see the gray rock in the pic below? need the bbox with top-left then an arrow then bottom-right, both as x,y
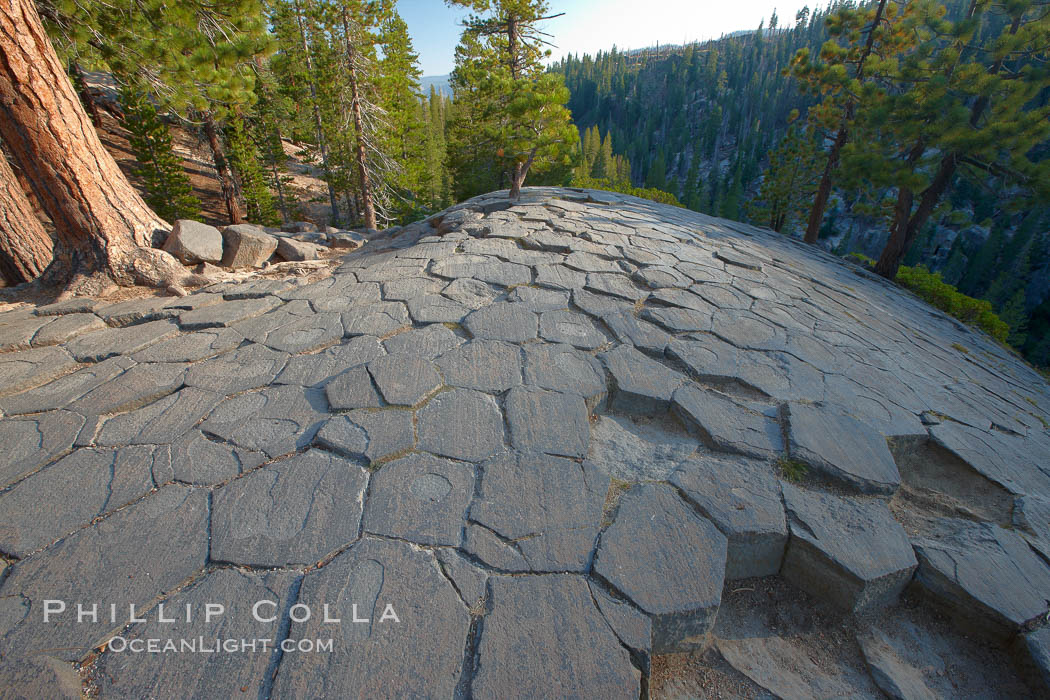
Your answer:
467,452 -> 607,572
672,384 -> 784,458
325,366 -> 382,410
316,409 -> 414,465
858,628 -> 937,700
0,411 -> 85,488
0,656 -> 82,699
64,319 -> 180,362
0,356 -> 133,415
589,581 -> 654,674
253,312 -> 344,354
178,296 -> 282,330
328,230 -> 366,249
507,285 -> 570,311
384,324 -> 462,359
600,344 -> 687,414
221,224 -> 277,268
1014,494 -> 1050,564
472,575 -> 640,700
602,310 -> 670,352
269,538 -> 470,699
435,340 -> 522,392
31,312 -> 106,346
283,220 -> 318,233
1026,627 -> 1050,691
169,430 -> 266,485
786,401 -> 901,494
342,301 -> 410,337
366,353 -> 442,406
69,361 -> 187,415
405,293 -> 471,323
131,327 -> 243,363
780,482 -> 917,613
463,302 -> 538,342
276,236 -> 325,261
184,343 -> 288,394
96,386 -> 224,445
0,445 -> 171,557
534,263 -> 587,290
672,454 -> 786,579
92,297 -> 186,327
435,548 -> 488,608
523,343 -> 607,407
210,449 -> 368,567
441,277 -> 501,308
417,388 -> 505,462
593,484 -> 727,652
164,219 -> 224,264
571,287 -> 634,317
93,568 -> 298,699
200,385 -> 328,457
585,272 -> 648,301
538,309 -> 607,348
382,276 -> 444,300
0,314 -> 55,351
505,386 -> 590,458
362,453 -> 475,545
33,298 -> 99,316
585,414 -> 699,481
0,486 -> 208,662
912,518 -> 1050,638
641,305 -> 712,333
276,335 -> 383,387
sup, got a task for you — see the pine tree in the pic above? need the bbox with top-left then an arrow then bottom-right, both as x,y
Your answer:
118,83 -> 201,223
748,121 -> 822,233
448,0 -> 578,199
226,113 -> 279,225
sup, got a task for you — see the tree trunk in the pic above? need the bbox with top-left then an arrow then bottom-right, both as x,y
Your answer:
509,148 -> 537,200
295,0 -> 340,225
202,113 -> 243,225
0,0 -> 180,288
0,150 -> 53,283
342,8 -> 376,230
803,0 -> 887,243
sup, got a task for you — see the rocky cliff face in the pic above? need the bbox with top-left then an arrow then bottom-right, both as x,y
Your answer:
0,187 -> 1048,697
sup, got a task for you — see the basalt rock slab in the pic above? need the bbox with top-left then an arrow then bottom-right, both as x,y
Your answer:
417,388 -> 505,462
210,449 -> 368,567
315,409 -> 414,465
672,384 -> 783,458
593,484 -> 727,653
780,483 -> 917,613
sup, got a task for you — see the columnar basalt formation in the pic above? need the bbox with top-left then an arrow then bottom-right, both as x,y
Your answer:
0,187 -> 1048,697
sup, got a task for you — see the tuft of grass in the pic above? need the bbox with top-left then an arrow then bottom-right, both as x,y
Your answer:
846,252 -> 876,268
777,457 -> 809,484
951,342 -> 969,354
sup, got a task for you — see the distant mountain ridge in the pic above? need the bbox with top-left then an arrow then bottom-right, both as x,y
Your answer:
421,74 -> 451,96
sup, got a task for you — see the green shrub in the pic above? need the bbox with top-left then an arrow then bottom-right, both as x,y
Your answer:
846,252 -> 875,268
895,265 -> 1009,343
572,175 -> 683,207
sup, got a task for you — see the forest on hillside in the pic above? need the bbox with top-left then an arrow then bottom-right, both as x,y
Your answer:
1,0 -> 1048,369
556,0 -> 1050,367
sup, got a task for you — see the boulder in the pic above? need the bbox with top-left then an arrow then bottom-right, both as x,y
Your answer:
163,220 -> 223,264
275,237 -> 325,262
221,224 -> 277,269
282,220 -> 317,233
328,231 -> 366,249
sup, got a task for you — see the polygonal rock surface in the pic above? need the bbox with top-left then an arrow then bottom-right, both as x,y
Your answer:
600,344 -> 687,413
64,319 -> 179,362
594,484 -> 727,653
96,387 -> 224,445
435,340 -> 521,392
31,312 -> 106,346
131,327 -> 243,363
0,486 -> 208,662
505,386 -> 590,458
383,323 -> 462,359
0,656 -> 82,699
270,538 -> 470,699
210,449 -> 368,567
362,453 -> 474,545
178,296 -> 282,330
69,361 -> 187,415
585,414 -> 699,481
184,343 -> 288,394
589,581 -> 654,675
164,219 -> 223,264
276,334 -> 385,386
673,384 -> 784,458
523,342 -> 607,406
472,575 -> 640,700
786,401 -> 901,494
417,389 -> 505,462
1027,627 -> 1050,691
672,454 -> 787,579
0,356 -> 132,415
0,411 -> 84,487
367,353 -> 442,406
467,452 -> 607,572
858,628 -> 937,700
169,430 -> 266,485
316,409 -> 414,464
342,301 -> 410,336
911,518 -> 1050,638
325,366 -> 382,410
200,385 -> 328,457
538,309 -> 607,348
780,482 -> 917,613
463,302 -> 537,342
93,568 -> 298,698
603,309 -> 671,352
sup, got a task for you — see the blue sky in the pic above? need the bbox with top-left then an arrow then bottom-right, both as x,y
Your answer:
398,0 -> 822,76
